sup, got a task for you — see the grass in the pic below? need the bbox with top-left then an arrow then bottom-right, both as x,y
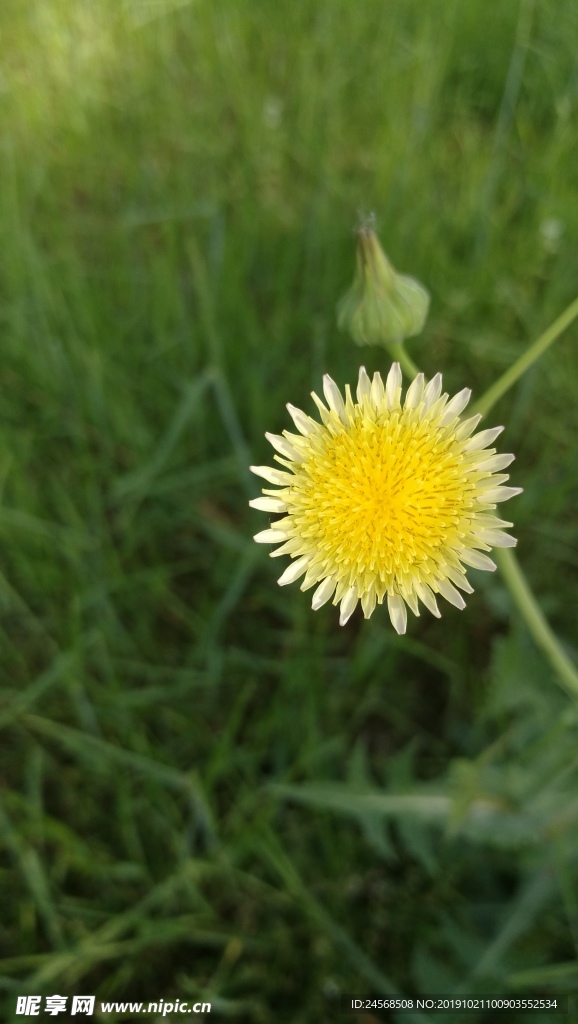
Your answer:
1,0 -> 578,1021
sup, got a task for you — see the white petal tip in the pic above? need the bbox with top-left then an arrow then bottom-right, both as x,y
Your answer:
387,594 -> 408,634
276,555 -> 310,587
248,496 -> 287,513
435,579 -> 467,610
311,577 -> 336,610
338,587 -> 358,625
253,529 -> 288,543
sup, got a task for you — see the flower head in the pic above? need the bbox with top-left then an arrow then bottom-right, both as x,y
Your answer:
250,365 -> 521,632
337,225 -> 429,347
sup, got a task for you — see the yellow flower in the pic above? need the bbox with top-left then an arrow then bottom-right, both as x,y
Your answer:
250,365 -> 521,632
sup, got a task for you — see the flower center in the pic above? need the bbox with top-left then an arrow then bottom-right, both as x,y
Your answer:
291,412 -> 476,583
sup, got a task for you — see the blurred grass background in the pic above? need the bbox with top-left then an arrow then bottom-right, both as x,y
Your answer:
1,0 -> 578,1021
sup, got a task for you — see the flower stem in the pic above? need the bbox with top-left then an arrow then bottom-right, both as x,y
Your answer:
472,295 -> 578,418
387,342 -> 420,379
495,548 -> 578,700
385,326 -> 578,704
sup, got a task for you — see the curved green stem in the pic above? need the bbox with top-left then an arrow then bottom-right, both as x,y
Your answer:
387,342 -> 420,379
495,548 -> 578,700
472,295 -> 578,419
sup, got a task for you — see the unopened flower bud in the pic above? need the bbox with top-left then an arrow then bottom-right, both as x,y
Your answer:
337,225 -> 429,347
